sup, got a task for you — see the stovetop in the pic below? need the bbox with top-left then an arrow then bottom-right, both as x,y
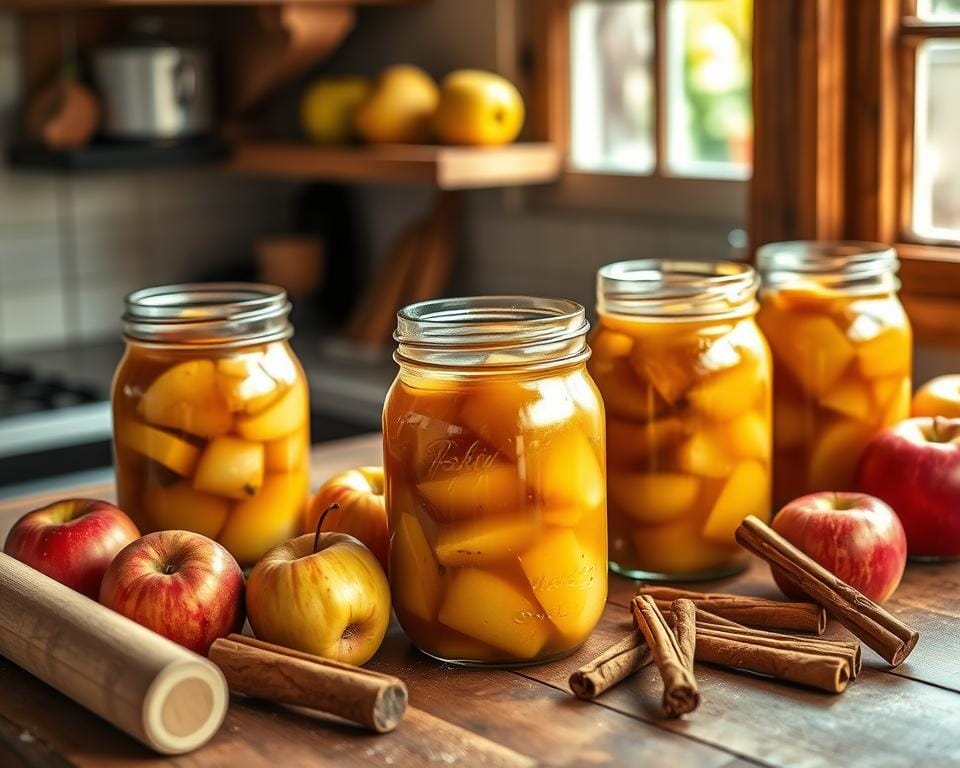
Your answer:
0,364 -> 103,418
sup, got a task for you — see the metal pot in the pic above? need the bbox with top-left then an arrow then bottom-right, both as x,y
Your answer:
93,42 -> 213,141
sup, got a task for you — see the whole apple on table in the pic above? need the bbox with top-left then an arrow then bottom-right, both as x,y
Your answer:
3,499 -> 140,600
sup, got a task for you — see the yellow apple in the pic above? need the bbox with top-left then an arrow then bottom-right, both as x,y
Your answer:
246,532 -> 391,666
912,375 -> 960,418
301,76 -> 371,144
354,65 -> 439,144
304,466 -> 387,571
434,69 -> 525,146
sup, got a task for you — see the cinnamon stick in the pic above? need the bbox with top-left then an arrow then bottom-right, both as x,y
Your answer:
568,630 -> 652,700
736,516 -> 919,666
670,599 -> 697,670
631,596 -> 699,717
638,585 -> 827,635
697,626 -> 861,679
209,634 -> 408,733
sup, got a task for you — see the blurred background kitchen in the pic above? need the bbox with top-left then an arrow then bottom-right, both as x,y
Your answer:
0,0 -> 958,495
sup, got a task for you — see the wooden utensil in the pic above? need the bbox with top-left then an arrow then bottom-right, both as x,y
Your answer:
209,634 -> 408,733
0,553 -> 228,755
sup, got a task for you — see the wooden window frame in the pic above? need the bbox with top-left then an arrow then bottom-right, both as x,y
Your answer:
751,0 -> 960,347
526,0 -> 747,223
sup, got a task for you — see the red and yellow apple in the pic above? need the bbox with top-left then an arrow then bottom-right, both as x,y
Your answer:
858,417 -> 960,560
3,499 -> 140,599
304,467 -> 387,571
99,530 -> 245,654
912,375 -> 960,418
770,491 -> 907,603
246,530 -> 390,665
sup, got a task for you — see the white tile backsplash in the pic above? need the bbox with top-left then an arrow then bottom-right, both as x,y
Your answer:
0,287 -> 67,350
0,232 -> 61,286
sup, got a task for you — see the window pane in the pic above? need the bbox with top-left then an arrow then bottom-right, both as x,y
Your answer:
912,41 -> 960,241
570,0 -> 655,174
665,0 -> 752,179
918,0 -> 960,20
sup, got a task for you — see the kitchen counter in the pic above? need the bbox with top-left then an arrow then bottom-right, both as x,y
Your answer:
0,433 -> 958,767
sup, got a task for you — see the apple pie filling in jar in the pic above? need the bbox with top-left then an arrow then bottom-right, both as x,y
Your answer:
112,284 -> 311,568
383,297 -> 607,667
756,242 -> 912,508
589,261 -> 772,581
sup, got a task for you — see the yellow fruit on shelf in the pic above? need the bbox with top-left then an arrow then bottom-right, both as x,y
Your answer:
608,472 -> 701,524
434,69 -> 525,146
433,517 -> 537,567
217,471 -> 308,566
301,76 -> 371,144
236,380 -> 308,442
519,528 -> 605,644
138,360 -> 232,438
354,65 -> 439,144
115,420 -> 199,477
264,427 -> 308,472
702,461 -> 770,543
525,427 -> 604,510
390,513 -> 443,622
143,482 -> 230,539
438,568 -> 550,659
193,436 -> 265,500
417,462 -> 526,523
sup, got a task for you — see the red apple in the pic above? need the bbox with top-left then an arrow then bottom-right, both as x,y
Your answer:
247,529 -> 390,665
771,491 -> 907,603
100,530 -> 245,654
3,498 -> 140,599
304,466 -> 387,570
858,416 -> 960,560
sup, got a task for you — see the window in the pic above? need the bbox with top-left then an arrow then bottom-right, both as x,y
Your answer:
568,0 -> 752,180
750,0 -> 960,346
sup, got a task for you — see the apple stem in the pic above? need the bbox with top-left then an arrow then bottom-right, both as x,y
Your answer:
313,503 -> 340,555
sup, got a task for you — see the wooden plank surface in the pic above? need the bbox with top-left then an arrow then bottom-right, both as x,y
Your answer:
0,433 -> 958,767
2,0 -> 416,9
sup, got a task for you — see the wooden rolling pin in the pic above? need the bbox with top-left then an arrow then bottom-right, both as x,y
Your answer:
0,553 -> 229,755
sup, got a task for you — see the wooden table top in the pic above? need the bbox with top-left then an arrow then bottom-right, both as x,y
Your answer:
1,433 -> 958,768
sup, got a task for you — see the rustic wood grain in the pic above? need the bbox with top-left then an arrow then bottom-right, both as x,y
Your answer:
2,434 -> 959,767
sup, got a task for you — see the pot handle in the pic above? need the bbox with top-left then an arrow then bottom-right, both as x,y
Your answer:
173,57 -> 199,106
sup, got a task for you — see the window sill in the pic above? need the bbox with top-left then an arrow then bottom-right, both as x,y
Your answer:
897,242 -> 960,347
529,170 -> 747,222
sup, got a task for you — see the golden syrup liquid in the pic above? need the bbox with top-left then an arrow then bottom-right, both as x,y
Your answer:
382,363 -> 608,665
757,287 -> 911,508
589,313 -> 772,579
112,340 -> 310,566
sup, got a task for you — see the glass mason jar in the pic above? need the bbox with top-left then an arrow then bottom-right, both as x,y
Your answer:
589,260 -> 772,581
113,284 -> 311,568
756,242 -> 912,508
383,297 -> 607,667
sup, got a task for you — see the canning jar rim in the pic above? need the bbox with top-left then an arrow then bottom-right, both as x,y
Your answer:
597,259 -> 760,319
756,240 -> 899,282
122,282 -> 293,346
394,295 -> 591,371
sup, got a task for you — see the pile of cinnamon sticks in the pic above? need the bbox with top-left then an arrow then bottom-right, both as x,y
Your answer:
569,516 -> 920,718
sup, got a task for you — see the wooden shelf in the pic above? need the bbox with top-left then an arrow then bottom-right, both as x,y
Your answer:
2,0 -> 414,10
227,142 -> 563,190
